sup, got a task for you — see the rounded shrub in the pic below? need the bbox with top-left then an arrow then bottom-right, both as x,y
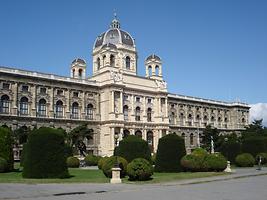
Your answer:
235,153 -> 255,167
84,155 -> 101,166
0,157 -> 8,173
181,148 -> 209,172
22,127 -> 69,178
67,156 -> 80,168
102,156 -> 128,178
0,127 -> 14,172
155,134 -> 186,172
98,156 -> 109,170
115,135 -> 151,163
205,153 -> 227,171
127,158 -> 153,181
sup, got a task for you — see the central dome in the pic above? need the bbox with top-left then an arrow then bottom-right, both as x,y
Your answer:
94,18 -> 135,49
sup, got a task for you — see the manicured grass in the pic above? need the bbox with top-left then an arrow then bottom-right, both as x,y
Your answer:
0,163 -> 226,184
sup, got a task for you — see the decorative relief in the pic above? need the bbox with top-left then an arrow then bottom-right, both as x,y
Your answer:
110,70 -> 123,82
155,80 -> 167,89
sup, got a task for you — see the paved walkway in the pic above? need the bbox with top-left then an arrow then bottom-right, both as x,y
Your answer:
0,167 -> 266,200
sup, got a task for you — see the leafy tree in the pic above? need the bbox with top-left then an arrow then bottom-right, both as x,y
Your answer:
13,126 -> 31,144
68,123 -> 94,156
242,119 -> 266,139
201,125 -> 220,152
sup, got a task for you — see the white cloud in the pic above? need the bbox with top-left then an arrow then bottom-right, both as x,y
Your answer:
249,103 -> 267,127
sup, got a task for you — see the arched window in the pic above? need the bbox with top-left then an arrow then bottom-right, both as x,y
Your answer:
190,133 -> 194,145
20,97 -> 29,115
72,102 -> 79,119
97,57 -> 101,70
123,105 -> 128,121
242,118 -> 245,123
86,104 -> 93,120
55,100 -> 63,118
103,55 -> 106,66
181,133 -> 185,139
211,115 -> 215,121
148,66 -> 152,76
155,65 -> 159,76
0,95 -> 10,114
135,130 -> 142,138
147,131 -> 154,152
147,108 -> 152,122
188,113 -> 192,119
126,56 -> 130,69
135,106 -> 141,121
38,99 -> 46,117
110,54 -> 115,67
204,115 -> 208,121
78,69 -> 83,78
123,129 -> 130,138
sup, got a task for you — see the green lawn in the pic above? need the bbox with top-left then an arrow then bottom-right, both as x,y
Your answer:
0,163 -> 226,184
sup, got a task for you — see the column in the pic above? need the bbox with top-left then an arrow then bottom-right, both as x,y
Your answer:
131,95 -> 134,121
158,98 -> 161,117
143,129 -> 147,141
119,128 -> 123,141
165,97 -> 168,118
65,89 -> 70,119
120,92 -> 123,113
110,127 -> 115,149
145,66 -> 149,77
31,85 -> 36,117
12,82 -> 18,115
143,97 -> 146,121
151,64 -> 156,76
111,91 -> 114,113
49,87 -> 54,117
81,91 -> 85,119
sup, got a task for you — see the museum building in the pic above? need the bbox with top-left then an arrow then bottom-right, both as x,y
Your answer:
0,17 -> 250,159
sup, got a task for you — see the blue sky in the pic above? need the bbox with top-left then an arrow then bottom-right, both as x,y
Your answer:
0,0 -> 267,105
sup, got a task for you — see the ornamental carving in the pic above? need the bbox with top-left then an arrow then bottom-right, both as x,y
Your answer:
110,70 -> 123,82
155,80 -> 167,89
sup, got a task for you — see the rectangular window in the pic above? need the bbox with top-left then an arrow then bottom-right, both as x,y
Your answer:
57,89 -> 63,95
20,102 -> 28,115
38,104 -> 46,117
40,87 -> 46,94
0,100 -> 10,114
73,92 -> 79,97
2,83 -> 10,90
22,85 -> 29,92
136,97 -> 140,102
147,98 -> 152,104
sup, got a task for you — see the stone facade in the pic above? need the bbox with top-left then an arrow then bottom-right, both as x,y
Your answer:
0,17 -> 249,159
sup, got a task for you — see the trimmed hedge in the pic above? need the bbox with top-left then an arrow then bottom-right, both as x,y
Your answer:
155,134 -> 186,172
0,157 -> 8,173
241,137 -> 267,157
84,155 -> 101,166
67,156 -> 80,168
181,148 -> 227,172
98,156 -> 109,170
102,156 -> 128,178
22,127 -> 69,178
205,153 -> 227,171
181,148 -> 209,172
115,135 -> 151,163
235,153 -> 255,167
127,158 -> 154,181
0,127 -> 14,172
